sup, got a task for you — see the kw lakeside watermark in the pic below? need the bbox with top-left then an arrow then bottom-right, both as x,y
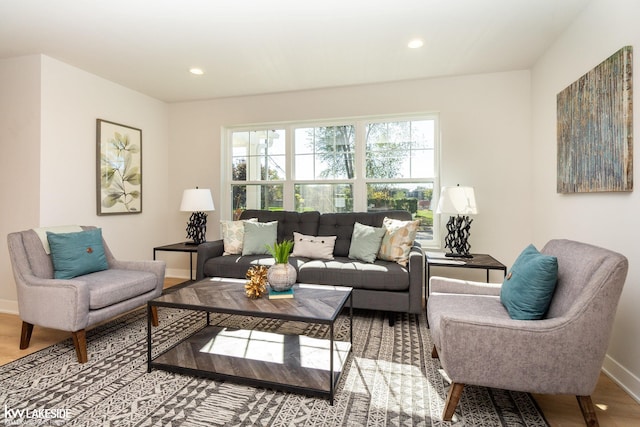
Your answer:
4,405 -> 69,425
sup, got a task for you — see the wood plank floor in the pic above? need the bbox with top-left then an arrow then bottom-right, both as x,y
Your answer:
1,277 -> 638,426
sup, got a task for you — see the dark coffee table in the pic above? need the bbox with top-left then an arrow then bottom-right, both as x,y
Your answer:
147,277 -> 353,404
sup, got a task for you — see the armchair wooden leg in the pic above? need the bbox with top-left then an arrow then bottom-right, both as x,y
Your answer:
431,345 -> 439,358
443,383 -> 464,421
576,395 -> 599,427
72,330 -> 88,364
19,322 -> 34,349
151,305 -> 159,327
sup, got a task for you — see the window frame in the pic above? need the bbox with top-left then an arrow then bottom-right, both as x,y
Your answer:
222,113 -> 440,246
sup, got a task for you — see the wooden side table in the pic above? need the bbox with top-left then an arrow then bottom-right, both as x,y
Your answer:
153,242 -> 199,281
424,253 -> 507,306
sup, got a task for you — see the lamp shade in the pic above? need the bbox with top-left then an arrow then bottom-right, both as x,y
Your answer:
180,188 -> 215,212
436,186 -> 478,215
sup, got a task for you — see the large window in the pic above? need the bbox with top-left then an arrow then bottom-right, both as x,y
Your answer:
225,115 -> 438,243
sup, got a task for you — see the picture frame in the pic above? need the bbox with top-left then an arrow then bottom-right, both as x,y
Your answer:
96,119 -> 142,215
557,46 -> 633,193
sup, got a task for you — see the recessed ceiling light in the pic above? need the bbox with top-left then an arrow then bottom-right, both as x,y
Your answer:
408,39 -> 424,49
189,68 -> 204,75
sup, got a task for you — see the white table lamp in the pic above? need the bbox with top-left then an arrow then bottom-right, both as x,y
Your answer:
180,188 -> 215,245
435,185 -> 478,258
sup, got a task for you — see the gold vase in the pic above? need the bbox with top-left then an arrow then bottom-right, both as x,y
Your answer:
267,263 -> 297,291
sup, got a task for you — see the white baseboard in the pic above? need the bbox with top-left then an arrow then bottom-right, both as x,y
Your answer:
602,354 -> 640,404
165,268 -> 192,280
0,298 -> 19,315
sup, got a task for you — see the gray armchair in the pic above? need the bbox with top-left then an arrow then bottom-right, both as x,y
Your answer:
427,239 -> 628,426
7,226 -> 165,363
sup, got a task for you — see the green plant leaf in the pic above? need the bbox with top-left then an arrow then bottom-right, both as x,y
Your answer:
266,239 -> 294,263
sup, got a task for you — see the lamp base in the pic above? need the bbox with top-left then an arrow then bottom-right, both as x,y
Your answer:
444,215 -> 474,258
185,211 -> 208,245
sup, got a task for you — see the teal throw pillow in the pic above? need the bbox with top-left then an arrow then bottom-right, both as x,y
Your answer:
47,228 -> 109,279
348,222 -> 386,263
500,244 -> 558,320
242,221 -> 278,255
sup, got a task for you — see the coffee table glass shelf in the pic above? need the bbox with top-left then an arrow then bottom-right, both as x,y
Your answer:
147,277 -> 353,404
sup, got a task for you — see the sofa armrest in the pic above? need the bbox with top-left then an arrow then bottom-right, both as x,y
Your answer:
406,245 -> 425,313
430,276 -> 502,296
16,274 -> 90,331
196,240 -> 224,280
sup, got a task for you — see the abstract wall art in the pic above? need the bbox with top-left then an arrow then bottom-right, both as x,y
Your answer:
557,46 -> 633,193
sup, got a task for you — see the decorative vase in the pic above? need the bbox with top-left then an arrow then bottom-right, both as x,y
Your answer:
267,263 -> 297,291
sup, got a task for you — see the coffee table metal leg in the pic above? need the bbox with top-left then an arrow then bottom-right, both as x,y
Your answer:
147,303 -> 152,373
330,322 -> 334,405
349,293 -> 353,345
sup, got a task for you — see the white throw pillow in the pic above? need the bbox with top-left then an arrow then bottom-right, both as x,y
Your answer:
291,232 -> 337,260
220,218 -> 257,255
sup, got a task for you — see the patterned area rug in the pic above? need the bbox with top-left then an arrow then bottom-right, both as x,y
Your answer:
0,308 -> 549,426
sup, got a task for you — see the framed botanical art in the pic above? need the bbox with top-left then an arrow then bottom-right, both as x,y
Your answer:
557,46 -> 633,193
96,119 -> 142,215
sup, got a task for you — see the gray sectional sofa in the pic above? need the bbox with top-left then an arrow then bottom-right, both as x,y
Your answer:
196,210 -> 424,325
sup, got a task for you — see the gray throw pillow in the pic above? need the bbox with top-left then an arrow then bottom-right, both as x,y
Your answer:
348,222 -> 386,263
242,221 -> 278,255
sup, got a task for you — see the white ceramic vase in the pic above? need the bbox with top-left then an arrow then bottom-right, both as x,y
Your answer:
267,263 -> 297,291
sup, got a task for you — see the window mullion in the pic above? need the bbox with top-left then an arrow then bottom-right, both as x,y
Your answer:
282,125 -> 294,210
352,120 -> 367,211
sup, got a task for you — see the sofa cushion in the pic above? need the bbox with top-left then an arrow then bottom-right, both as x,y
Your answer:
500,244 -> 558,320
348,222 -> 386,263
242,221 -> 278,255
291,232 -> 336,259
298,257 -> 409,291
47,229 -> 109,279
378,217 -> 420,266
84,269 -> 157,310
202,255 -> 305,279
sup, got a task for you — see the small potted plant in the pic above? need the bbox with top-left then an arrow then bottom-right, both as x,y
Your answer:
266,240 -> 296,291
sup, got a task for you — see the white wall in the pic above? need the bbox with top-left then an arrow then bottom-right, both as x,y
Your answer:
0,55 -> 171,313
531,0 -> 640,401
0,55 -> 42,310
168,71 -> 533,278
39,56 -> 171,260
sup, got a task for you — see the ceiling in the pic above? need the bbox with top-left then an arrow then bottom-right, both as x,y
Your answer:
0,0 -> 590,103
